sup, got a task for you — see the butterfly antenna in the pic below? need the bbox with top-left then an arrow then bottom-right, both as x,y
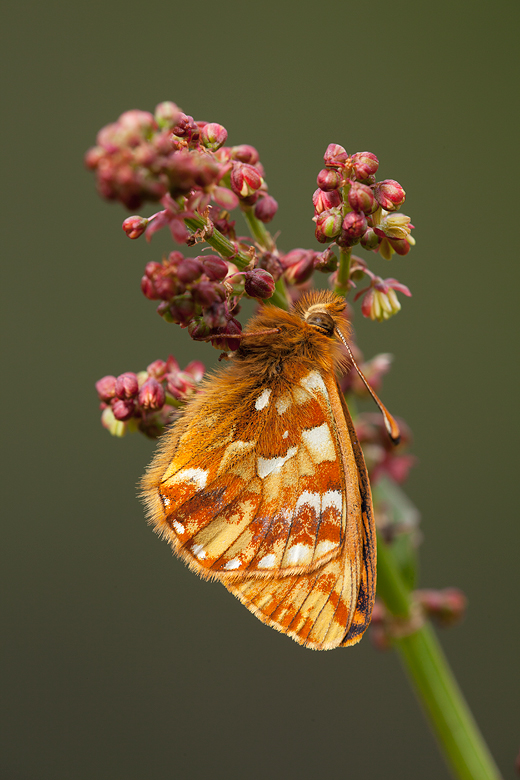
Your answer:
335,328 -> 401,444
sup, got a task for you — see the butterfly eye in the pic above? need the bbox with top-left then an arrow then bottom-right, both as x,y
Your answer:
307,311 -> 335,336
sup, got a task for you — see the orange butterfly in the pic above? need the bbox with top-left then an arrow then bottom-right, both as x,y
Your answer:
141,290 -> 399,650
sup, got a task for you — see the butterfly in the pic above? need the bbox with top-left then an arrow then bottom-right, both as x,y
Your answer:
141,289 -> 399,650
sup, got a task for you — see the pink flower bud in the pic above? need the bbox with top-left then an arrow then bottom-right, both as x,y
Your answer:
154,274 -> 179,300
146,359 -> 167,378
112,398 -> 136,421
360,228 -> 381,250
348,182 -> 377,214
315,208 -> 342,239
154,102 -> 181,130
188,318 -> 212,340
323,144 -> 348,167
314,248 -> 338,272
312,187 -> 341,215
176,258 -> 204,284
373,179 -> 406,211
254,195 -> 278,223
388,237 -> 411,256
212,186 -> 239,210
115,372 -> 139,399
122,215 -> 149,239
340,211 -> 367,243
200,123 -> 228,151
317,168 -> 342,191
350,151 -> 379,180
201,255 -> 228,281
244,269 -> 276,299
230,145 -> 259,165
168,293 -> 196,324
258,251 -> 283,281
192,281 -> 226,307
202,302 -> 228,330
283,251 -> 315,285
230,162 -> 263,198
140,275 -> 159,300
138,378 -> 166,410
95,375 -> 117,402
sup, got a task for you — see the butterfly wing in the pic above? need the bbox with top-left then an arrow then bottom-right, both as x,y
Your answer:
141,364 -> 374,650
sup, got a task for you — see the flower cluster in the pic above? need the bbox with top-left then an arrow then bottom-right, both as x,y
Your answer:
95,356 -> 205,438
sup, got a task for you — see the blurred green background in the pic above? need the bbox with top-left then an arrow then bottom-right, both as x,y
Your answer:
2,0 -> 518,778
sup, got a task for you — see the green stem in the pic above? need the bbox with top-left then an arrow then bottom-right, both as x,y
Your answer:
376,537 -> 502,780
335,246 -> 352,295
241,206 -> 275,252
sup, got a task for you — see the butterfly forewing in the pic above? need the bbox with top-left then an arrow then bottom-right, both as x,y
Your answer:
147,367 -> 347,578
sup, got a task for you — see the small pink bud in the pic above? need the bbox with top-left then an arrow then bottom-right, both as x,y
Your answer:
317,168 -> 342,191
360,228 -> 381,250
201,255 -> 228,281
230,162 -> 263,198
200,122 -> 228,151
202,302 -> 228,330
244,269 -> 275,299
192,281 -> 226,307
169,293 -> 196,324
154,102 -> 181,130
141,275 -> 159,300
315,208 -> 342,239
95,375 -> 117,402
122,215 -> 149,240
284,251 -> 315,286
348,182 -> 377,214
313,188 -> 341,215
324,144 -> 348,167
350,151 -> 379,180
188,318 -> 212,340
115,372 -> 139,399
176,258 -> 204,284
314,247 -> 338,272
254,195 -> 278,223
230,145 -> 259,165
339,211 -> 367,244
146,359 -> 167,378
112,398 -> 136,421
184,360 -> 205,382
373,179 -> 406,211
138,378 -> 166,410
212,186 -> 239,210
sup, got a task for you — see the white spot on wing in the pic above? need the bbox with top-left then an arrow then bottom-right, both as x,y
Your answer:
192,543 -> 206,560
172,520 -> 185,534
258,553 -> 277,569
316,540 -> 336,556
286,543 -> 312,565
257,446 -> 297,479
300,370 -> 328,399
282,430 -> 288,439
255,388 -> 271,410
172,468 -> 208,489
162,496 -> 171,507
302,424 -> 336,464
275,394 -> 291,414
295,490 -> 321,515
223,558 -> 241,570
322,490 -> 342,513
